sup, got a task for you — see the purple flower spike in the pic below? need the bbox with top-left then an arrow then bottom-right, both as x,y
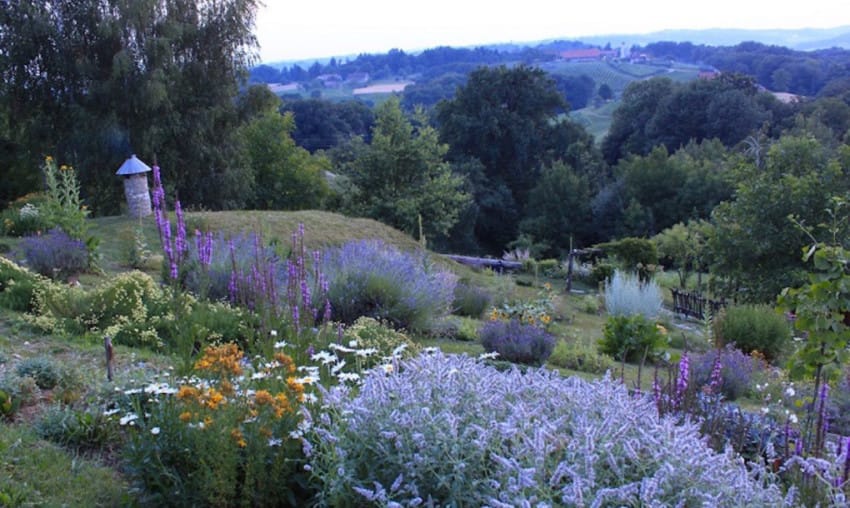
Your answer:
674,353 -> 689,409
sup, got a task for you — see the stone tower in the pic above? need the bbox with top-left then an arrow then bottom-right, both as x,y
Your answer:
116,154 -> 152,218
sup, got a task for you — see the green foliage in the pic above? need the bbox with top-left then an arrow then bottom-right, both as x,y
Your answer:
0,0 -> 260,213
518,161 -> 593,257
653,220 -> 712,289
0,422 -> 131,506
1,194 -> 49,237
35,405 -> 118,452
0,257 -> 49,312
549,339 -> 615,374
598,314 -> 667,363
451,281 -> 492,318
238,110 -> 330,210
0,389 -> 17,419
596,236 -> 658,280
437,64 -> 603,252
715,305 -> 791,363
347,98 -> 470,240
590,262 -> 615,285
779,241 -> 850,382
39,157 -> 90,243
711,135 -> 850,302
123,345 -> 310,507
340,317 -> 421,369
15,357 -> 61,390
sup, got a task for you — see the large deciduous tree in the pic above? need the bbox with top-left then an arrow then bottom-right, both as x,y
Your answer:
0,0 -> 260,213
436,64 -> 602,253
710,136 -> 850,302
347,97 -> 469,242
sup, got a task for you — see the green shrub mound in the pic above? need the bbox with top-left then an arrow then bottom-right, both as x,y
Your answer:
716,305 -> 791,362
308,353 -> 783,506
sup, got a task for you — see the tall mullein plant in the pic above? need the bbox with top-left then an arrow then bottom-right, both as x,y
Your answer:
40,156 -> 98,266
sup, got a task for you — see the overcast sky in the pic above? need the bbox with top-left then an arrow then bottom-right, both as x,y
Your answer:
255,0 -> 849,62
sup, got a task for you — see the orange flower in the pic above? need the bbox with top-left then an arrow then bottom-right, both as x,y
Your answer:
179,411 -> 193,422
177,385 -> 200,401
254,389 -> 274,405
205,387 -> 225,410
286,377 -> 305,397
274,353 -> 296,374
231,428 -> 247,448
194,343 -> 243,377
273,393 -> 291,418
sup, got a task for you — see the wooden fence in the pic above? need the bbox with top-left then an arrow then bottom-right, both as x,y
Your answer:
670,288 -> 726,320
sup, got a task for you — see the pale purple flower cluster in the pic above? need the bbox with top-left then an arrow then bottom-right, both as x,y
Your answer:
307,353 -> 784,506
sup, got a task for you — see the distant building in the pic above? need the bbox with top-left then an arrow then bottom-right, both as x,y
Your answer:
316,73 -> 344,88
267,82 -> 302,94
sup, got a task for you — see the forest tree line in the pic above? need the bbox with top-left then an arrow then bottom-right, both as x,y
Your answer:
3,0 -> 850,305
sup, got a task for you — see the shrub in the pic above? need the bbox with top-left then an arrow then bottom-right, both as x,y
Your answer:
549,339 -> 615,374
488,282 -> 556,328
323,240 -> 456,332
479,319 -> 555,366
338,317 -> 421,370
0,388 -> 18,419
716,305 -> 791,362
603,270 -> 663,319
35,405 -> 118,451
29,271 -> 176,349
692,345 -> 759,401
307,353 -> 784,506
1,196 -> 49,237
451,281 -> 492,318
15,228 -> 89,279
591,262 -> 615,285
122,344 -> 311,506
598,314 -> 667,363
15,357 -> 61,390
454,316 -> 480,342
0,257 -> 49,312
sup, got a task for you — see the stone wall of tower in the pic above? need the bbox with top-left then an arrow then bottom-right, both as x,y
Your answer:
123,174 -> 152,218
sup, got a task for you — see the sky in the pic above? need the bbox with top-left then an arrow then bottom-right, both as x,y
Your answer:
255,0 -> 850,63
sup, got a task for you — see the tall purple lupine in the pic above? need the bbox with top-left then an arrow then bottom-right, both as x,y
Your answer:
816,383 -> 830,454
843,436 -> 850,484
674,353 -> 689,409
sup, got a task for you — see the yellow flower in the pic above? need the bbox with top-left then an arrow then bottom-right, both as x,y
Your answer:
656,324 -> 668,336
543,283 -> 552,291
541,314 -> 552,325
45,156 -> 53,163
179,411 -> 193,422
286,376 -> 304,396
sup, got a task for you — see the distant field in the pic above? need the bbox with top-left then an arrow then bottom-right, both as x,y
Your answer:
570,100 -> 621,140
542,60 -> 701,95
353,81 -> 413,95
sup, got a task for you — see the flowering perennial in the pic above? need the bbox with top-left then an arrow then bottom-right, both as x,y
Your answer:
307,353 -> 785,506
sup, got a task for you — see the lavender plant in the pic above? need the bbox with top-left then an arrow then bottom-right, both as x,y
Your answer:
15,228 -> 89,280
322,240 -> 456,332
307,353 -> 785,506
479,318 -> 555,366
692,345 -> 760,401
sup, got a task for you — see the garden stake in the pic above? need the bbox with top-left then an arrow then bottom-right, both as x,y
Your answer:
104,335 -> 114,382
